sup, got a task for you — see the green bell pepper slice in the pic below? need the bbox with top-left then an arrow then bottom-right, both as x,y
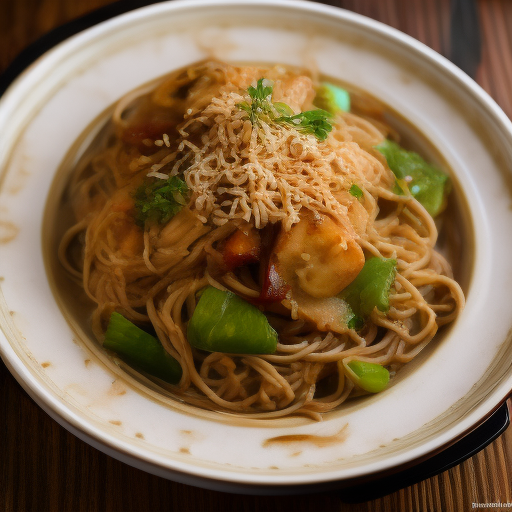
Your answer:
314,82 -> 351,114
346,360 -> 390,393
104,312 -> 182,384
375,139 -> 450,217
187,286 -> 278,354
339,257 -> 397,328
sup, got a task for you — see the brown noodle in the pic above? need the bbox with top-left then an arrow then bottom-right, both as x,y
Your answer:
59,61 -> 464,420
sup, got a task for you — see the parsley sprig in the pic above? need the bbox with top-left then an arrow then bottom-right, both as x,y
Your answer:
275,110 -> 333,141
238,79 -> 274,124
134,176 -> 190,225
237,78 -> 333,141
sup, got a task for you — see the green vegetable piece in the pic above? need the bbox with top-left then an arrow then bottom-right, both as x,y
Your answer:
347,360 -> 390,393
187,286 -> 278,354
314,82 -> 351,114
340,257 -> 397,324
134,176 -> 189,225
104,312 -> 182,384
349,184 -> 363,199
376,140 -> 450,217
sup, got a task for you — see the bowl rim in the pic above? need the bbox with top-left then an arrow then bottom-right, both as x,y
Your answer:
1,0 -> 512,490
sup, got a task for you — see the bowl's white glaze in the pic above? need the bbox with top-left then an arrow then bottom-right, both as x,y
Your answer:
0,0 -> 512,493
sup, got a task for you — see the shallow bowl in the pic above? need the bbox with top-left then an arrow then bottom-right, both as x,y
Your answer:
1,0 -> 512,494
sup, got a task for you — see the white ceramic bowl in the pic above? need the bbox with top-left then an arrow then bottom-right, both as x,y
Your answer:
1,0 -> 512,494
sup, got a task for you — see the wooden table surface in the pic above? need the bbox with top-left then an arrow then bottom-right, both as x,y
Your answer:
1,0 -> 512,510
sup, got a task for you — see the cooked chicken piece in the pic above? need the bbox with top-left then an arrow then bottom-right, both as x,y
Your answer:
273,211 -> 364,298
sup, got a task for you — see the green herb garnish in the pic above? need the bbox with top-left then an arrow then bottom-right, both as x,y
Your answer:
349,184 -> 363,199
237,78 -> 274,124
238,78 -> 333,141
275,109 -> 333,141
134,176 -> 189,225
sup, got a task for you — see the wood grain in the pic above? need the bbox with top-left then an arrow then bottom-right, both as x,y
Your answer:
1,1 -> 512,511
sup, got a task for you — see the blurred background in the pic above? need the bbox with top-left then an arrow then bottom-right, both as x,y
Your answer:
1,1 -> 511,511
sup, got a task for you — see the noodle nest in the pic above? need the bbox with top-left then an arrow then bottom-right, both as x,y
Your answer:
60,60 -> 464,421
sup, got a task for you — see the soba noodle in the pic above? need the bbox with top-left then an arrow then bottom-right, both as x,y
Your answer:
59,60 -> 464,420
